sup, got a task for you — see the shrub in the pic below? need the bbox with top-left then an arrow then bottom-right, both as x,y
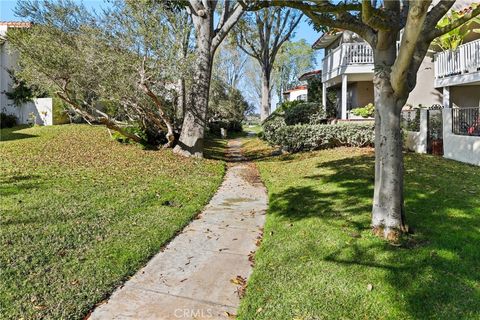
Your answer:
208,120 -> 243,136
266,122 -> 375,152
284,102 -> 326,125
0,113 -> 18,128
262,112 -> 287,142
351,103 -> 375,118
262,101 -> 327,141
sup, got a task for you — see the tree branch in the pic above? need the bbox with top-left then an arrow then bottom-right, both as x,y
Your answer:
211,2 -> 245,53
427,4 -> 480,40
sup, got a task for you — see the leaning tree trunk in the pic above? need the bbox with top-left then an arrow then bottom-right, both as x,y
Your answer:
174,16 -> 213,158
371,47 -> 408,241
260,67 -> 271,121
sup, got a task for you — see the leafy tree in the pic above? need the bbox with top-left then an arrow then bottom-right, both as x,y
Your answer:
10,0 -> 193,146
234,7 -> 302,121
208,76 -> 251,132
432,5 -> 480,50
253,0 -> 480,240
272,39 -> 316,104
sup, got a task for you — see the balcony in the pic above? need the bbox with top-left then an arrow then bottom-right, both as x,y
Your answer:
434,39 -> 480,88
322,43 -> 374,84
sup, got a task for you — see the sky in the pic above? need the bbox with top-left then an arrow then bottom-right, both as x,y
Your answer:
0,0 -> 323,112
0,0 -> 321,51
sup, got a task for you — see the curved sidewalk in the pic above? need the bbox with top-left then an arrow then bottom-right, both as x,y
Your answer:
89,138 -> 267,319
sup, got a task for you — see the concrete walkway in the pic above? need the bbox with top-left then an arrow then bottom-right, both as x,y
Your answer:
89,138 -> 267,319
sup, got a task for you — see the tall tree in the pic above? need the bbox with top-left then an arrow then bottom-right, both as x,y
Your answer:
235,7 -> 302,121
254,0 -> 480,240
273,39 -> 316,104
11,0 -> 193,146
214,40 -> 248,89
173,0 -> 245,157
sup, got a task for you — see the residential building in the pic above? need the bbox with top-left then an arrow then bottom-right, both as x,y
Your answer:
282,85 -> 308,102
312,1 -> 480,120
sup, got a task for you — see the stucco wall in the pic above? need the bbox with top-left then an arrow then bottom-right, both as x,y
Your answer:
404,110 -> 428,153
3,98 -> 53,125
407,56 -> 443,107
350,81 -> 374,108
451,86 -> 480,108
288,89 -> 308,101
443,109 -> 480,166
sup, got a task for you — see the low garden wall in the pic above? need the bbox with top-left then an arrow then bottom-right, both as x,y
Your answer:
2,98 -> 53,126
443,109 -> 480,166
403,109 -> 428,154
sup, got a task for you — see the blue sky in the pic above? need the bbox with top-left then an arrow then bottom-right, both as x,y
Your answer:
1,0 -> 321,49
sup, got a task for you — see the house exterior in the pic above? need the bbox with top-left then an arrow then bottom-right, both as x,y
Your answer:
283,85 -> 308,102
312,1 -> 480,120
1,22 -> 53,126
305,0 -> 480,165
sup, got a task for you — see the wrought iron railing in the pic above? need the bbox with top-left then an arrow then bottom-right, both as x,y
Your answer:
452,107 -> 480,136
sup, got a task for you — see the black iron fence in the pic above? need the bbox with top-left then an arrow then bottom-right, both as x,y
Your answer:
452,107 -> 480,136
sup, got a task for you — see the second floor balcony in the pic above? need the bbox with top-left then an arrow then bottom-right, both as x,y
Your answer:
434,39 -> 480,88
322,43 -> 374,84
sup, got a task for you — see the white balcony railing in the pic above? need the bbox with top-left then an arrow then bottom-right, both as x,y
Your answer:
322,42 -> 374,82
434,39 -> 480,79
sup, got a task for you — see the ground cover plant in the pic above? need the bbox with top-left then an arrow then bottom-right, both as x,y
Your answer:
238,135 -> 480,320
0,125 -> 225,319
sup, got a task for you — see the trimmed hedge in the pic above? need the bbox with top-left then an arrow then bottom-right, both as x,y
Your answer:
265,122 -> 375,153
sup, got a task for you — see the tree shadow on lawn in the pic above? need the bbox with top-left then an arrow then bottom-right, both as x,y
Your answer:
0,126 -> 38,142
269,152 -> 480,319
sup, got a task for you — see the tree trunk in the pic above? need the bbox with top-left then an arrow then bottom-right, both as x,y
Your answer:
260,67 -> 271,121
177,78 -> 186,122
371,47 -> 407,241
174,15 -> 213,158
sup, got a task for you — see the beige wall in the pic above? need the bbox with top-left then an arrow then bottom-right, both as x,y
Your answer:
351,81 -> 374,108
346,81 -> 374,109
407,56 -> 443,107
451,86 -> 480,108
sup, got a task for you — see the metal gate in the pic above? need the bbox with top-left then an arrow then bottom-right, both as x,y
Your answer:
427,104 -> 443,155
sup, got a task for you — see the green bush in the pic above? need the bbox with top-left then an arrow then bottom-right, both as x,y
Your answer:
351,103 -> 375,118
284,102 -> 326,125
262,111 -> 287,142
0,113 -> 18,128
112,122 -> 147,144
265,122 -> 375,152
52,96 -> 70,124
262,101 -> 327,142
208,120 -> 243,136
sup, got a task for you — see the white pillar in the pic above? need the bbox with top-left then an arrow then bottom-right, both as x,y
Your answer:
418,109 -> 428,154
341,74 -> 348,120
322,82 -> 327,113
443,86 -> 450,108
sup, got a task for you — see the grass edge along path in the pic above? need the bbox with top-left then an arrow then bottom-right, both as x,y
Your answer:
237,134 -> 480,320
0,124 -> 226,319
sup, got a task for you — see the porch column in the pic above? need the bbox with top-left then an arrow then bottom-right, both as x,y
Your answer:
322,82 -> 327,113
341,74 -> 348,120
443,86 -> 450,108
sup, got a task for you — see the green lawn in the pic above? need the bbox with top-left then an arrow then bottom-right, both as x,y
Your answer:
238,137 -> 480,320
0,125 -> 225,319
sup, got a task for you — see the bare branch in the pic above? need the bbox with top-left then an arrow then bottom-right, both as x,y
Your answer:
211,2 -> 245,52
